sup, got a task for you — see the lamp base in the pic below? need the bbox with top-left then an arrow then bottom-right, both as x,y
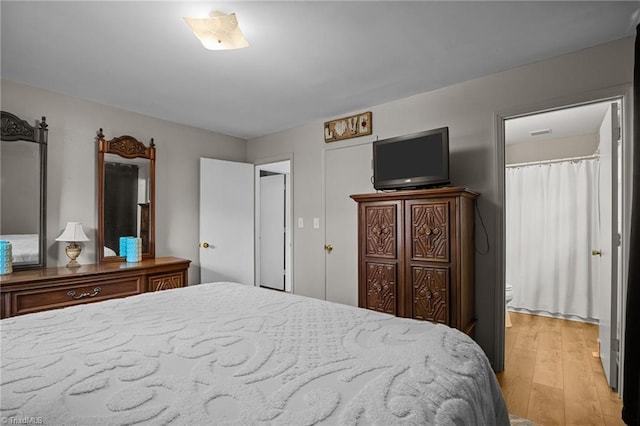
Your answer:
65,242 -> 82,268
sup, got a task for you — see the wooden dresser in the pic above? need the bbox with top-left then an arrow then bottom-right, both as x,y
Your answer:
0,257 -> 190,318
351,187 -> 478,335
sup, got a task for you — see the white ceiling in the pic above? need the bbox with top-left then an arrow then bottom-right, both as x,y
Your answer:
1,1 -> 638,140
505,101 -> 614,145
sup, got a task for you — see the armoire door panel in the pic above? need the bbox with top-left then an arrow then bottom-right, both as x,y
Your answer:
412,266 -> 449,324
408,201 -> 450,263
364,204 -> 398,259
365,261 -> 397,314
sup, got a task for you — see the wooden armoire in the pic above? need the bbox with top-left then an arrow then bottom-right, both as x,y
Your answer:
350,187 -> 479,336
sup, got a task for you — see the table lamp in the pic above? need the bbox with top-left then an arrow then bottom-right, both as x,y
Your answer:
56,222 -> 90,268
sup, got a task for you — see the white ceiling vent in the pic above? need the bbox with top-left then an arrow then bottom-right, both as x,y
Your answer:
529,128 -> 552,137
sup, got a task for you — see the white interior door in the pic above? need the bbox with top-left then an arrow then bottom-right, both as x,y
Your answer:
597,102 -> 620,389
325,143 -> 374,305
199,158 -> 254,285
260,173 -> 285,290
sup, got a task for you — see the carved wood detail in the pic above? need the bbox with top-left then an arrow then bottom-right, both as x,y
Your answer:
365,262 -> 396,314
365,205 -> 396,258
411,202 -> 449,262
98,129 -> 155,159
412,266 -> 448,323
149,273 -> 183,291
0,111 -> 44,142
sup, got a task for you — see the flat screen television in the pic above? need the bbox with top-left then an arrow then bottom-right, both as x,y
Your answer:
373,127 -> 450,190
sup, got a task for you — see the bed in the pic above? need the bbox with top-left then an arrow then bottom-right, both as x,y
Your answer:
0,282 -> 508,425
0,234 -> 39,263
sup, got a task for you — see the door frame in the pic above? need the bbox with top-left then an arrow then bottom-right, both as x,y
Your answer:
254,155 -> 294,293
494,85 -> 632,395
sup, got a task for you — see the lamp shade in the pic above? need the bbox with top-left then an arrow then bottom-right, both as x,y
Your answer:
56,222 -> 90,242
184,12 -> 249,51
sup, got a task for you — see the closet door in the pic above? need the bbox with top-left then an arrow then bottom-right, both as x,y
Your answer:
325,143 -> 373,306
359,200 -> 403,315
405,199 -> 451,324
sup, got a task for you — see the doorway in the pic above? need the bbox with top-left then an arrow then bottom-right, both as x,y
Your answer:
198,158 -> 292,290
255,160 -> 292,292
503,99 -> 623,390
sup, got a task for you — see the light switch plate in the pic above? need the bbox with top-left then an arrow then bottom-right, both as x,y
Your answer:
298,217 -> 304,228
313,218 -> 320,229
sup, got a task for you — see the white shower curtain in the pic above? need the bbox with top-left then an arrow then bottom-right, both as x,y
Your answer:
506,158 -> 600,320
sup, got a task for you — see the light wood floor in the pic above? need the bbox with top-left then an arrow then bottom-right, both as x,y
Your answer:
496,312 -> 624,426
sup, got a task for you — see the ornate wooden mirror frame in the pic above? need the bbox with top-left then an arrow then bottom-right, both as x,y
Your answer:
97,129 -> 155,263
0,111 -> 48,270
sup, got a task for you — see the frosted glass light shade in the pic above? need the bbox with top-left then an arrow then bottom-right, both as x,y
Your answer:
184,12 -> 249,51
56,222 -> 90,242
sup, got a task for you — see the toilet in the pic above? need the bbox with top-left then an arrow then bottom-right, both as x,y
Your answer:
505,284 -> 513,328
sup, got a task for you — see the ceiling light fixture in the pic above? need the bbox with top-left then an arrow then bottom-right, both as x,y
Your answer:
184,12 -> 249,51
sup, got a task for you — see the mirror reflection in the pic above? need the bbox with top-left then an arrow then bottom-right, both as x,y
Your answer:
0,112 -> 47,270
103,154 -> 152,257
1,141 -> 40,262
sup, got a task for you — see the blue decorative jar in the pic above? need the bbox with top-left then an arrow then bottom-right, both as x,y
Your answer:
0,240 -> 13,275
126,237 -> 142,262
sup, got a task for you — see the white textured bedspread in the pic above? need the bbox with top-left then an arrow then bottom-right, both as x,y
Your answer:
1,282 -> 508,425
0,234 -> 39,263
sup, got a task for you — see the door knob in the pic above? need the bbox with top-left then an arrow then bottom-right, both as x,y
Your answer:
200,242 -> 210,248
592,249 -> 602,256
324,244 -> 333,253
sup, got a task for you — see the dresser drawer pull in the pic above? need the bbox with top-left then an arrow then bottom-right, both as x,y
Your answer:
67,287 -> 101,300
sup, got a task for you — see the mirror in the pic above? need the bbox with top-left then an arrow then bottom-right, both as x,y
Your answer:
97,129 -> 155,263
0,111 -> 47,270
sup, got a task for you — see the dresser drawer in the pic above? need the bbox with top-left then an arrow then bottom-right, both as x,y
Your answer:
148,272 -> 185,291
11,277 -> 143,316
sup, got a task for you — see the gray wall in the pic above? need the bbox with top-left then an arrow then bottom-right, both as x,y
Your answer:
246,37 -> 634,367
0,79 -> 247,284
506,133 -> 599,165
